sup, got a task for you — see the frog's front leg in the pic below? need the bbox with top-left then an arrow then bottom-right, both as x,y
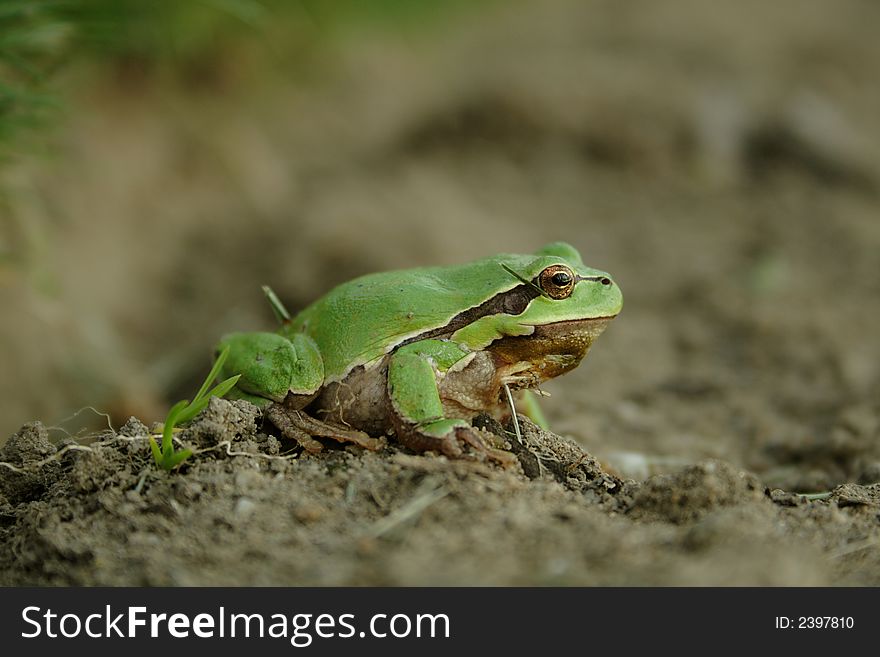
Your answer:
387,340 -> 516,466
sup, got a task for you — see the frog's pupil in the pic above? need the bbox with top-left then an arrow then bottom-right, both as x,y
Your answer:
552,272 -> 572,286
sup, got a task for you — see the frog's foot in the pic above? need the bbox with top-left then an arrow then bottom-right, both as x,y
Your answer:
264,403 -> 384,453
396,418 -> 518,468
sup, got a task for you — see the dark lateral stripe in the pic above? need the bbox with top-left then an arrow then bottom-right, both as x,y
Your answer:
577,275 -> 612,285
400,283 -> 541,347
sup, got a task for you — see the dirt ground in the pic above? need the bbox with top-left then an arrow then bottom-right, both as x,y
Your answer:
2,401 -> 879,586
2,0 -> 880,585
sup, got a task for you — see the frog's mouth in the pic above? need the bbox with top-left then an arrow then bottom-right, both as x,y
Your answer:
488,316 -> 616,389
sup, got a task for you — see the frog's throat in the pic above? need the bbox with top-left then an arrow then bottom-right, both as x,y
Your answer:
487,316 -> 616,387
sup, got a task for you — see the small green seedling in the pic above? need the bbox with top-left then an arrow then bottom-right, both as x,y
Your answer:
149,346 -> 241,471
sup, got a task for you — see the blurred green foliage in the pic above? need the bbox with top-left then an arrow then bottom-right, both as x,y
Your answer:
0,0 -> 491,277
0,0 -> 488,163
1,0 -> 267,161
0,1 -> 69,161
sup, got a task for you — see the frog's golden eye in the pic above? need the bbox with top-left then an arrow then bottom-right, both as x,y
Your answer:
538,265 -> 575,300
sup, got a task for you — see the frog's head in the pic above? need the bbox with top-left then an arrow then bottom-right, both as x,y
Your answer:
489,241 -> 623,385
504,242 -> 623,323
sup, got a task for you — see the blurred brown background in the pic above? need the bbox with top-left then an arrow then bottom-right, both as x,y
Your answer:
2,0 -> 879,491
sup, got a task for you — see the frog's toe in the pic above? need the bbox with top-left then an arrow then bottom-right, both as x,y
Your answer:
397,419 -> 462,458
264,403 -> 383,453
455,426 -> 519,468
397,418 -> 517,467
264,405 -> 325,453
290,410 -> 384,451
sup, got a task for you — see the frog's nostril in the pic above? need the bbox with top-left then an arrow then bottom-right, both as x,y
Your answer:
600,277 -> 611,286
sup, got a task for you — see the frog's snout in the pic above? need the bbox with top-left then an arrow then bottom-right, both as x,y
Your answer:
598,276 -> 623,317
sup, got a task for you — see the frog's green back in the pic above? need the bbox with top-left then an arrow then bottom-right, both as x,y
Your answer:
289,244 -> 609,382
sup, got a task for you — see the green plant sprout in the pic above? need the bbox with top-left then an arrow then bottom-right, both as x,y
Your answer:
149,346 -> 240,471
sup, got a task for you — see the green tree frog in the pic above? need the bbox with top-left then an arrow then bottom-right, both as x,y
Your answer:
216,242 -> 622,463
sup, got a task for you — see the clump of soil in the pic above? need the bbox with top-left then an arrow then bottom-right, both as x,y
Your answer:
2,398 -> 877,586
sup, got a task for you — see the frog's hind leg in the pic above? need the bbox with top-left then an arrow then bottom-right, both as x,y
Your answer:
388,340 -> 517,467
263,404 -> 325,453
264,404 -> 384,453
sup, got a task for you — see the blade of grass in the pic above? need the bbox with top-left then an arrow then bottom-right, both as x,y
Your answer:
166,449 -> 193,469
162,400 -> 189,441
173,374 -> 240,426
193,345 -> 231,403
161,399 -> 189,456
207,373 -> 241,399
262,285 -> 291,323
152,345 -> 243,471
149,435 -> 163,464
